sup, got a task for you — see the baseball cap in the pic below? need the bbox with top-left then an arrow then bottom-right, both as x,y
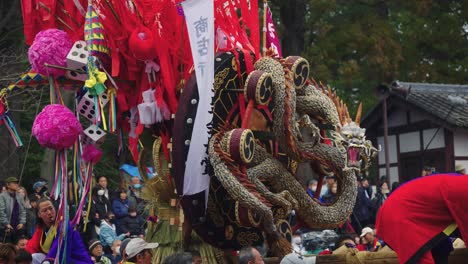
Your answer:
360,227 -> 374,237
123,238 -> 158,259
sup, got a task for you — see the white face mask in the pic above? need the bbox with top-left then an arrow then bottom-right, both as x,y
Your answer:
382,189 -> 389,194
97,190 -> 105,196
130,212 -> 137,217
311,186 -> 317,192
292,236 -> 302,245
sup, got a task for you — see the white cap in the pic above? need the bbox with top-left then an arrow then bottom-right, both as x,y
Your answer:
124,238 -> 159,259
360,227 -> 374,237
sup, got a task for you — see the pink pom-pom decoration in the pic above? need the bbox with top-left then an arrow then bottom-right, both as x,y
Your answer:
32,104 -> 83,150
28,29 -> 73,77
82,145 -> 103,164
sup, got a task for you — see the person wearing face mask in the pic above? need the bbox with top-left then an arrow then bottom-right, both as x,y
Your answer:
99,212 -> 129,255
322,182 -> 338,204
306,179 -> 318,199
291,231 -> 305,254
120,207 -> 146,239
91,186 -> 113,239
127,177 -> 146,217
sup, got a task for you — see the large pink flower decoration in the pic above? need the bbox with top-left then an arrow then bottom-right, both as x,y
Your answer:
28,29 -> 73,77
32,104 -> 83,150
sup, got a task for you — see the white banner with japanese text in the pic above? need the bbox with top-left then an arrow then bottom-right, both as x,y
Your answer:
181,0 -> 214,196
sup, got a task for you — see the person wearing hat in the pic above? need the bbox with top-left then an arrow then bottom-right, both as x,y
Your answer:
356,227 -> 381,252
32,180 -> 48,200
0,177 -> 26,243
455,164 -> 465,175
120,237 -> 158,264
88,239 -> 112,264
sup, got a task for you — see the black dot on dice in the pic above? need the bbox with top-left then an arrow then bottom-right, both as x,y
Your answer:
89,130 -> 94,134
83,105 -> 88,110
96,130 -> 102,135
90,110 -> 95,114
87,114 -> 93,119
101,94 -> 107,99
80,110 -> 85,114
85,101 -> 90,106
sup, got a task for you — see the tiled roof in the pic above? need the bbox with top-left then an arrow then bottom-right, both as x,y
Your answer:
391,81 -> 468,128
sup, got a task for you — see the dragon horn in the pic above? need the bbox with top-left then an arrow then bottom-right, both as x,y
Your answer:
355,102 -> 363,125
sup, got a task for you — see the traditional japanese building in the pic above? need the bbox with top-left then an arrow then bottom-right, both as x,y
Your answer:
362,81 -> 468,184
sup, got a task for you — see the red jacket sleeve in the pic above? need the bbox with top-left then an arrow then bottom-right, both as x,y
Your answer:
25,226 -> 44,254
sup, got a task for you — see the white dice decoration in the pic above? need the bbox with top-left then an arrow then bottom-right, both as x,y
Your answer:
83,125 -> 106,146
77,92 -> 109,121
66,41 -> 89,81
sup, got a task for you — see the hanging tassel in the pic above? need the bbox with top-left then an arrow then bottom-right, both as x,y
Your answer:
3,114 -> 23,147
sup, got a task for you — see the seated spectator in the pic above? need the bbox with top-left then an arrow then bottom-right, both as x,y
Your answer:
100,212 -> 128,254
0,243 -> 17,264
15,249 -> 32,264
334,235 -> 356,250
104,240 -> 122,264
91,186 -> 113,238
162,252 -> 192,264
112,189 -> 130,234
455,164 -> 465,175
31,180 -> 48,200
306,179 -> 318,198
238,247 -> 263,264
88,239 -> 111,264
25,197 -> 92,263
127,177 -> 146,216
120,238 -> 158,264
357,227 -> 381,252
322,182 -> 337,204
16,236 -> 28,250
121,207 -> 146,238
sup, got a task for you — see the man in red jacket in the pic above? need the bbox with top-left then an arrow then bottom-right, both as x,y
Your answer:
375,174 -> 468,264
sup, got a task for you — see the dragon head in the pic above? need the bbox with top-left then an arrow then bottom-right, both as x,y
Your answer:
328,98 -> 378,172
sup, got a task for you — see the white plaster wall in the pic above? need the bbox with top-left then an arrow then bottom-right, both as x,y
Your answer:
454,130 -> 468,157
422,128 -> 445,150
399,131 -> 420,153
377,135 -> 398,165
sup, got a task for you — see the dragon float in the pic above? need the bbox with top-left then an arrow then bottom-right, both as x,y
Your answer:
167,51 -> 378,257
